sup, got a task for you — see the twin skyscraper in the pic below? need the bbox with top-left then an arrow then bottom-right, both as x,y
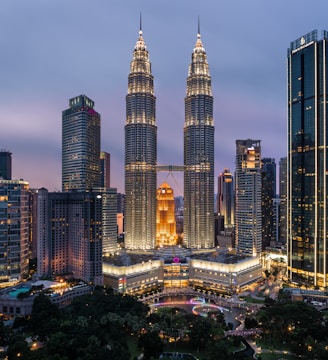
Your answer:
124,25 -> 214,251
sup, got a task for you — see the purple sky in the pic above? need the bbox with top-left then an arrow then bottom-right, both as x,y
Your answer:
1,0 -> 327,196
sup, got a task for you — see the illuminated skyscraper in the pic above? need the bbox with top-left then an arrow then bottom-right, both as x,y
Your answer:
62,95 -> 101,192
287,30 -> 328,287
235,139 -> 262,256
156,182 -> 177,247
217,169 -> 234,232
125,25 -> 157,250
184,28 -> 214,249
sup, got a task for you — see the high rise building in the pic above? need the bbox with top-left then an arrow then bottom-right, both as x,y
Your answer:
100,151 -> 111,188
99,151 -> 117,256
217,169 -> 234,232
156,182 -> 177,247
36,92 -> 117,282
287,30 -> 328,287
62,95 -> 101,192
261,158 -> 276,249
0,150 -> 12,180
117,193 -> 125,214
184,29 -> 214,249
101,188 -> 118,256
35,188 -> 50,276
279,157 -> 287,242
124,26 -> 157,250
36,188 -> 104,285
235,139 -> 262,256
0,180 -> 30,282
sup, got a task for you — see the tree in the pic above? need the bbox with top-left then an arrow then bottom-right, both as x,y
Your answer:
6,334 -> 30,359
29,293 -> 61,339
138,331 -> 163,360
189,317 -> 212,350
256,300 -> 328,355
207,338 -> 234,360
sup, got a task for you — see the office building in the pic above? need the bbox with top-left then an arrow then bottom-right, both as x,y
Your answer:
262,158 -> 276,249
279,157 -> 287,242
124,26 -> 157,250
156,182 -> 177,247
235,139 -> 262,256
184,29 -> 214,249
0,180 -> 30,283
287,30 -> 328,288
0,151 -> 12,180
100,151 -> 111,188
62,95 -> 101,192
217,169 -> 234,232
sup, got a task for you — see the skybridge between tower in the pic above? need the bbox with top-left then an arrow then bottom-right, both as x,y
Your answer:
156,165 -> 184,172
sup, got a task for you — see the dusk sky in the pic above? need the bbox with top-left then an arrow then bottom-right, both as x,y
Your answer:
1,0 -> 328,196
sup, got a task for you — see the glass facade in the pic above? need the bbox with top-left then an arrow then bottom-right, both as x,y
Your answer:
287,30 -> 328,288
100,151 -> 111,189
0,151 -> 12,180
217,168 -> 235,230
184,32 -> 214,249
125,29 -> 157,250
279,157 -> 287,242
262,158 -> 276,249
62,95 -> 101,192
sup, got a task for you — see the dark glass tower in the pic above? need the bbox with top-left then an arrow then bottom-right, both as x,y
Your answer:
62,95 -> 101,192
184,30 -> 214,249
100,151 -> 111,188
217,169 -> 234,231
125,26 -> 157,250
262,158 -> 276,249
287,30 -> 328,288
0,150 -> 12,180
279,157 -> 287,242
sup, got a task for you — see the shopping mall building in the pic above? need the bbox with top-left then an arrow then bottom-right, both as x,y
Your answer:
103,247 -> 262,296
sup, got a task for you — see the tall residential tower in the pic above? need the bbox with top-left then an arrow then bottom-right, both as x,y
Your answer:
0,180 -> 30,282
125,26 -> 157,250
235,139 -> 262,256
287,30 -> 328,287
184,29 -> 214,249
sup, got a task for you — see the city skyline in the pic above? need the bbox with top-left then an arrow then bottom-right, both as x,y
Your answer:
1,0 -> 328,196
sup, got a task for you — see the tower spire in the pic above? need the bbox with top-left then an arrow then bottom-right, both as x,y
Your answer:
198,15 -> 200,38
139,12 -> 142,35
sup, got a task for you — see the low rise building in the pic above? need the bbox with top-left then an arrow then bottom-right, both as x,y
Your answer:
0,281 -> 91,319
103,247 -> 262,295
